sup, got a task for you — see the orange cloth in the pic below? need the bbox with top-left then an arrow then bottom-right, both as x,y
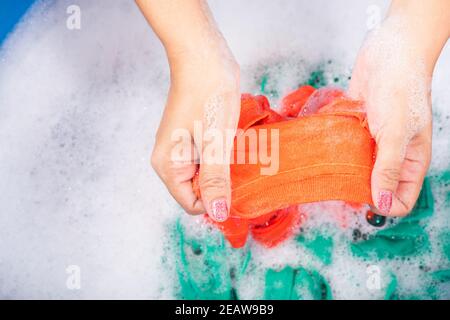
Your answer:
280,85 -> 316,117
193,87 -> 375,248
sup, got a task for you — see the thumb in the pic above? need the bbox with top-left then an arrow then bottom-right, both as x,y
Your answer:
196,89 -> 240,222
371,129 -> 405,216
198,163 -> 231,222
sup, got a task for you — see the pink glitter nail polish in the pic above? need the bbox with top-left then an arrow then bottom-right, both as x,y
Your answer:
211,198 -> 228,222
377,190 -> 392,215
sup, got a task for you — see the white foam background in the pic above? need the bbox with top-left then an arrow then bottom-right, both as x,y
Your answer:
0,0 -> 448,299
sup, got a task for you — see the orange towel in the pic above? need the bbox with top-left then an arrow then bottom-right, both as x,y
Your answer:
193,86 -> 375,248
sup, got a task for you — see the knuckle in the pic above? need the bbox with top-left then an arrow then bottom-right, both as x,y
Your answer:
401,200 -> 415,216
150,148 -> 169,181
150,147 -> 164,170
390,196 -> 414,217
403,206 -> 413,216
199,174 -> 228,191
181,200 -> 203,216
376,126 -> 405,145
150,152 -> 158,170
150,152 -> 160,171
377,167 -> 401,186
182,205 -> 196,215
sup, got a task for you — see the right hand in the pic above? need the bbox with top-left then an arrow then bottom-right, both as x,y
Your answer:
348,15 -> 433,217
151,47 -> 240,222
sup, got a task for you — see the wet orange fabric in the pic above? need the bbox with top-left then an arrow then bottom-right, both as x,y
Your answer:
193,87 -> 375,248
280,85 -> 316,117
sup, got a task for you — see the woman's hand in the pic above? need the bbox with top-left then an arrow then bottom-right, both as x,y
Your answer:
151,50 -> 240,222
136,0 -> 240,221
349,0 -> 449,216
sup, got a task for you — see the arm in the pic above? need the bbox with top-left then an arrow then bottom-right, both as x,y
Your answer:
135,0 -> 235,68
388,0 -> 450,75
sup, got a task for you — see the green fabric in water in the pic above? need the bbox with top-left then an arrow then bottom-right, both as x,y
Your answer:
174,220 -> 251,300
264,266 -> 332,300
430,269 -> 450,283
296,232 -> 333,265
438,170 -> 450,205
263,267 -> 296,300
174,218 -> 333,300
428,171 -> 450,289
383,273 -> 431,300
292,268 -> 332,300
351,178 -> 433,260
384,273 -> 399,300
441,232 -> 450,261
430,232 -> 450,284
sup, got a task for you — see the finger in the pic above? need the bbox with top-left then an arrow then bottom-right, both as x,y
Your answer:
151,92 -> 207,215
163,164 -> 206,215
198,163 -> 231,222
371,127 -> 406,216
389,127 -> 431,216
166,178 -> 205,215
390,181 -> 422,217
152,149 -> 205,215
197,91 -> 239,222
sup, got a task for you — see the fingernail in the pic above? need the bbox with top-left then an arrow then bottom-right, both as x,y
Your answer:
210,198 -> 228,222
377,190 -> 392,215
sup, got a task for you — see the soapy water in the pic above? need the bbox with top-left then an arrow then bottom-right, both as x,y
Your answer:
0,0 -> 449,299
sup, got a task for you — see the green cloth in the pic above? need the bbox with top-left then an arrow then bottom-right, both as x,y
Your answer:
296,232 -> 333,265
174,220 -> 250,299
172,219 -> 332,300
382,172 -> 450,299
350,178 -> 433,260
264,266 -> 332,300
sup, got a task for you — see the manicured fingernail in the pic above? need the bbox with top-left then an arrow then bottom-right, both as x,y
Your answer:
377,190 -> 392,215
210,198 -> 228,222
366,210 -> 386,227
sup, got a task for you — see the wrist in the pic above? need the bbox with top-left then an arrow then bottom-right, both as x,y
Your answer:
167,41 -> 239,86
166,35 -> 234,65
386,1 -> 449,75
